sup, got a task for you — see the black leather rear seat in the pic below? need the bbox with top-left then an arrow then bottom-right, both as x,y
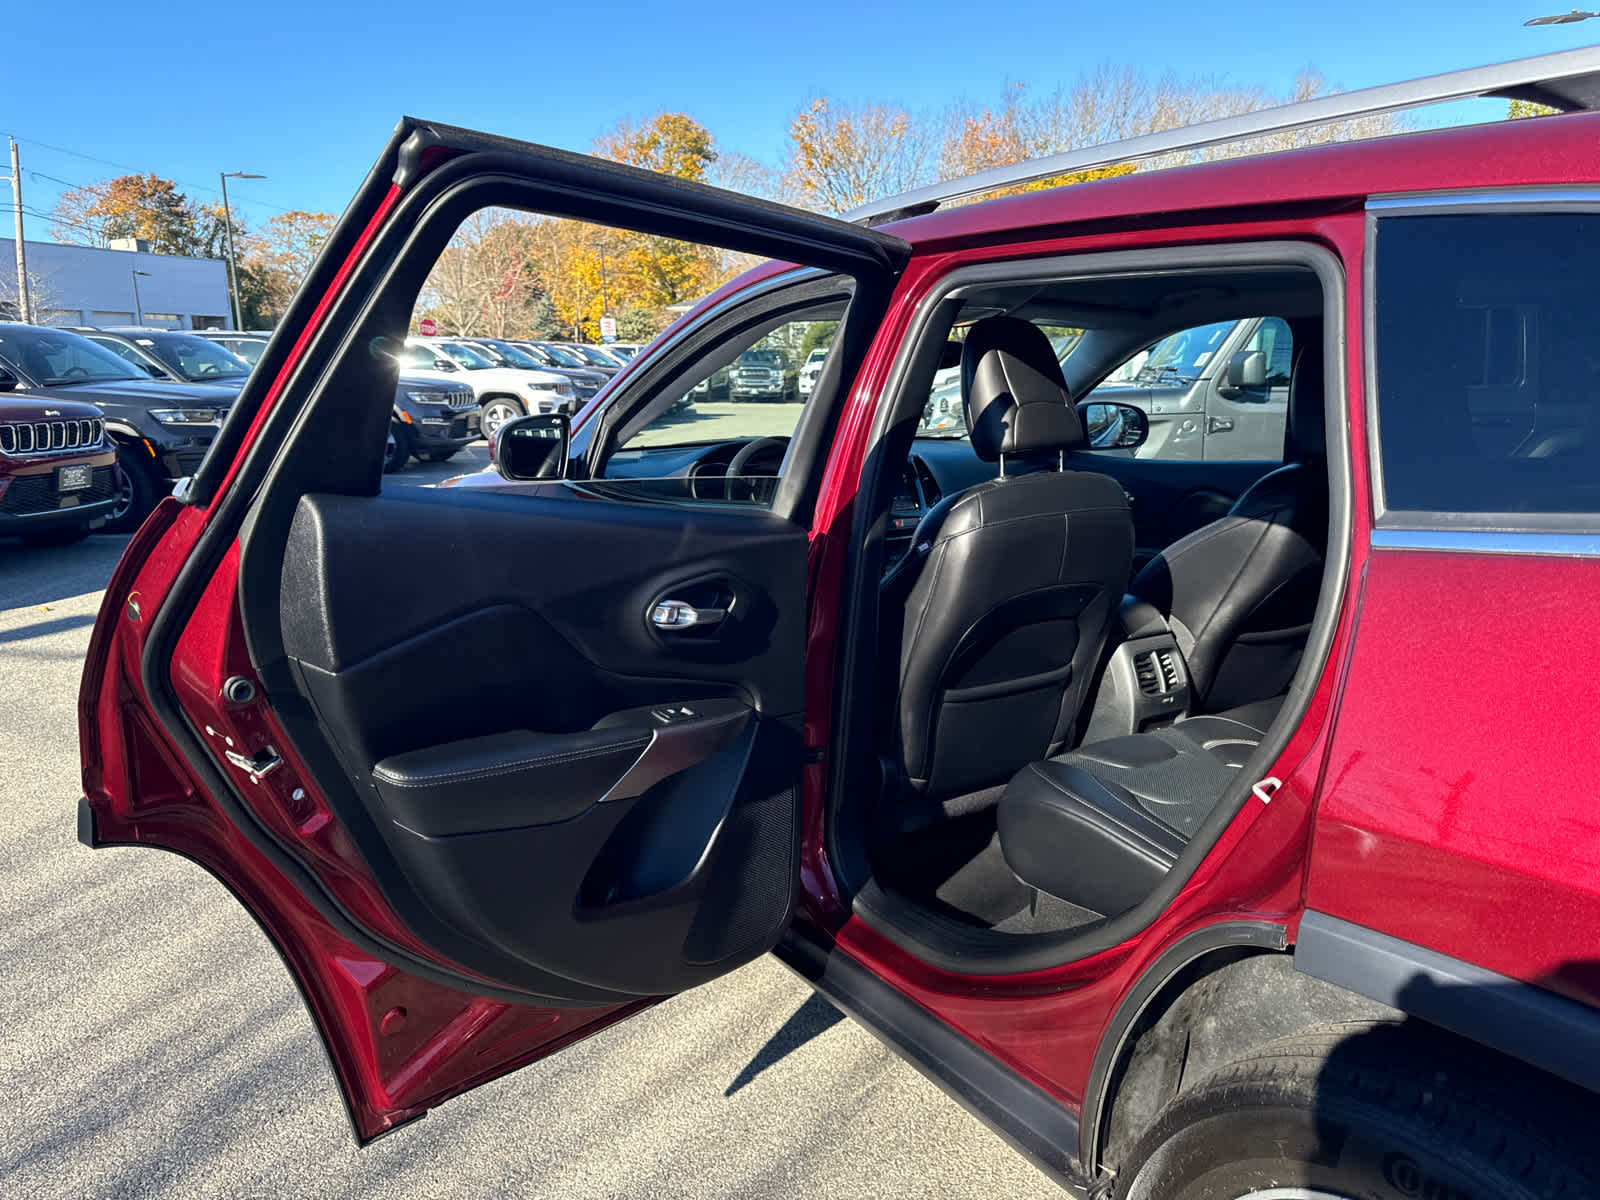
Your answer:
996,704 -> 1275,918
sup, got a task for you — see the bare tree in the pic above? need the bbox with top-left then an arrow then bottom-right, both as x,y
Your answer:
417,209 -> 545,337
783,98 -> 934,212
0,266 -> 70,324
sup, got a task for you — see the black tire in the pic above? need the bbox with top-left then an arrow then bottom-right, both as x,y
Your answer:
1115,1021 -> 1600,1200
103,459 -> 159,535
383,423 -> 410,473
425,448 -> 459,463
20,525 -> 90,548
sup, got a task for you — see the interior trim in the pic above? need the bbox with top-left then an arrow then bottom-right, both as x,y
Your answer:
833,239 -> 1354,975
1296,910 -> 1600,1097
774,921 -> 1092,1198
1372,529 -> 1600,556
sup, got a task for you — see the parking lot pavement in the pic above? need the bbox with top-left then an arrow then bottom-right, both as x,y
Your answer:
0,453 -> 1061,1199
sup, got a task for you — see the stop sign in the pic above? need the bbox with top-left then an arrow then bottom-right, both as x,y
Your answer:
418,318 -> 437,336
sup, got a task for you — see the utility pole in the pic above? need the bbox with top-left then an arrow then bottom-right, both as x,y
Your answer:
219,170 -> 264,330
7,138 -> 32,324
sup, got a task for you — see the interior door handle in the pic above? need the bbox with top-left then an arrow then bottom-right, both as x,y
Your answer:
1208,416 -> 1235,433
650,599 -> 727,630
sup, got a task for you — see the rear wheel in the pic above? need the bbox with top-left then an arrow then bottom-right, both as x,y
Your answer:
480,397 -> 525,439
104,458 -> 159,535
1115,1022 -> 1600,1200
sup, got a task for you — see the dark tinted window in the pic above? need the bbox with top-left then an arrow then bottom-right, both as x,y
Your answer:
1375,212 -> 1600,518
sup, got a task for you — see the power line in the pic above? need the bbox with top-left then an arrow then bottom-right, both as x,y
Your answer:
4,132 -> 297,215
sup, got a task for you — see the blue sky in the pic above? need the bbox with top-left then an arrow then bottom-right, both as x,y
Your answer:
5,1 -> 1596,241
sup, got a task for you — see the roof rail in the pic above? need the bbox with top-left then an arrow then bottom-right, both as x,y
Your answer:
846,46 -> 1600,225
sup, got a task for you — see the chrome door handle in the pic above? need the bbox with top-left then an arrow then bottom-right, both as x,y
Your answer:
650,599 -> 727,630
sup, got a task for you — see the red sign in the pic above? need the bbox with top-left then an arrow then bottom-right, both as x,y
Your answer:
418,318 -> 437,337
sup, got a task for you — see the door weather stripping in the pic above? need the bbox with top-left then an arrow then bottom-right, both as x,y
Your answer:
1252,776 -> 1282,805
844,46 -> 1600,224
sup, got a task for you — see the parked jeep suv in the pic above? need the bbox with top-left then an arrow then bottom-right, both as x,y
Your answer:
75,328 -> 252,394
385,375 -> 479,471
78,47 -> 1600,1199
0,396 -> 117,545
0,324 -> 233,532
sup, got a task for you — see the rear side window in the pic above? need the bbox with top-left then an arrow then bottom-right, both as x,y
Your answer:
1374,211 -> 1600,522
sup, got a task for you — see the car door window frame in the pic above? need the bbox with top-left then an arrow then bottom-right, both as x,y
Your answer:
825,240 -> 1354,935
580,270 -> 869,523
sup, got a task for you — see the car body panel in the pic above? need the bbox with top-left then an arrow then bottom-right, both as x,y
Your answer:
76,103 -> 1600,1162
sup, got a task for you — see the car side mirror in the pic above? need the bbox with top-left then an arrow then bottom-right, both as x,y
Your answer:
1219,349 -> 1267,398
1076,400 -> 1149,450
433,358 -> 457,372
493,413 -> 570,481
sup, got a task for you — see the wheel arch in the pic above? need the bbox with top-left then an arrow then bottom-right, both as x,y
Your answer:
1088,916 -> 1600,1180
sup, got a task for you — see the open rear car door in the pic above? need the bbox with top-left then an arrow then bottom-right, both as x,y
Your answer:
78,120 -> 909,1140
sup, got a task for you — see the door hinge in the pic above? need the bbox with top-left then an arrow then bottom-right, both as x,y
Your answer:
1252,776 -> 1282,805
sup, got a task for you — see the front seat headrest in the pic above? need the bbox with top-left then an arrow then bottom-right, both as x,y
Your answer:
1285,333 -> 1325,461
961,316 -> 1087,462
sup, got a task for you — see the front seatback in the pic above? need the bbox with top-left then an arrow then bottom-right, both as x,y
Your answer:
1128,334 -> 1328,713
896,318 -> 1134,800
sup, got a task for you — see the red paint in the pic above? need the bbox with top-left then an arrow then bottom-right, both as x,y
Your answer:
77,112 -> 1600,1141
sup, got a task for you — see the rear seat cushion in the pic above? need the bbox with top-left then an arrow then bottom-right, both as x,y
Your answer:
996,707 -> 1273,916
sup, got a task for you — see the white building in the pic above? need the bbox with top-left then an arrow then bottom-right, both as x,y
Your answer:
0,236 -> 234,330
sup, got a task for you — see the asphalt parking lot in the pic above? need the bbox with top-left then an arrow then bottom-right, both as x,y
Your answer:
0,444 -> 1059,1199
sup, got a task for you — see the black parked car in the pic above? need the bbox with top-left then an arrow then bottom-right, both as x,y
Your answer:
385,376 -> 480,472
521,340 -> 620,380
75,328 -> 253,394
0,324 -> 235,532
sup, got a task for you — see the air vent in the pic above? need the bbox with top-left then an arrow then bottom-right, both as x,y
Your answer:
1134,651 -> 1162,696
1134,648 -> 1183,696
1156,649 -> 1181,692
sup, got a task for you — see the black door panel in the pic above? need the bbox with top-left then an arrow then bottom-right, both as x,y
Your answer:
271,486 -> 807,1001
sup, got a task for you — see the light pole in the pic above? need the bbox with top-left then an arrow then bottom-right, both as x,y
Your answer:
1525,9 -> 1600,23
131,268 -> 151,325
219,171 -> 264,330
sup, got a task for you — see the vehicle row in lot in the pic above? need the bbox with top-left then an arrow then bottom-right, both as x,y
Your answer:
0,323 -> 237,535
384,377 -> 480,473
394,337 -> 577,437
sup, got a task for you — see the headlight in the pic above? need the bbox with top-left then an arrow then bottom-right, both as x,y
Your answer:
405,390 -> 442,404
149,408 -> 223,425
545,380 -> 573,396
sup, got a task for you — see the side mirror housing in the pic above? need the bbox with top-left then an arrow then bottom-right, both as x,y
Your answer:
1076,400 -> 1149,451
433,358 -> 457,372
493,413 -> 570,480
1219,349 -> 1267,398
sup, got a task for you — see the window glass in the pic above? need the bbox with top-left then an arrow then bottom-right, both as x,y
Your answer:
0,326 -> 144,384
609,312 -> 840,467
146,333 -> 250,381
1375,212 -> 1600,517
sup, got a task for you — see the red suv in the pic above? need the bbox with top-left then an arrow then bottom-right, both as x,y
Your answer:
78,48 -> 1600,1199
0,396 -> 117,545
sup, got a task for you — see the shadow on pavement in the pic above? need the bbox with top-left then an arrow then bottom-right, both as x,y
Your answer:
724,992 -> 845,1096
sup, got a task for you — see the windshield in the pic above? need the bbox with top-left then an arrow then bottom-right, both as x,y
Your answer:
433,341 -> 499,370
0,326 -> 145,386
144,333 -> 250,381
540,343 -> 588,368
1133,321 -> 1236,385
477,340 -> 546,371
570,345 -> 616,366
738,350 -> 783,367
512,342 -> 556,366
